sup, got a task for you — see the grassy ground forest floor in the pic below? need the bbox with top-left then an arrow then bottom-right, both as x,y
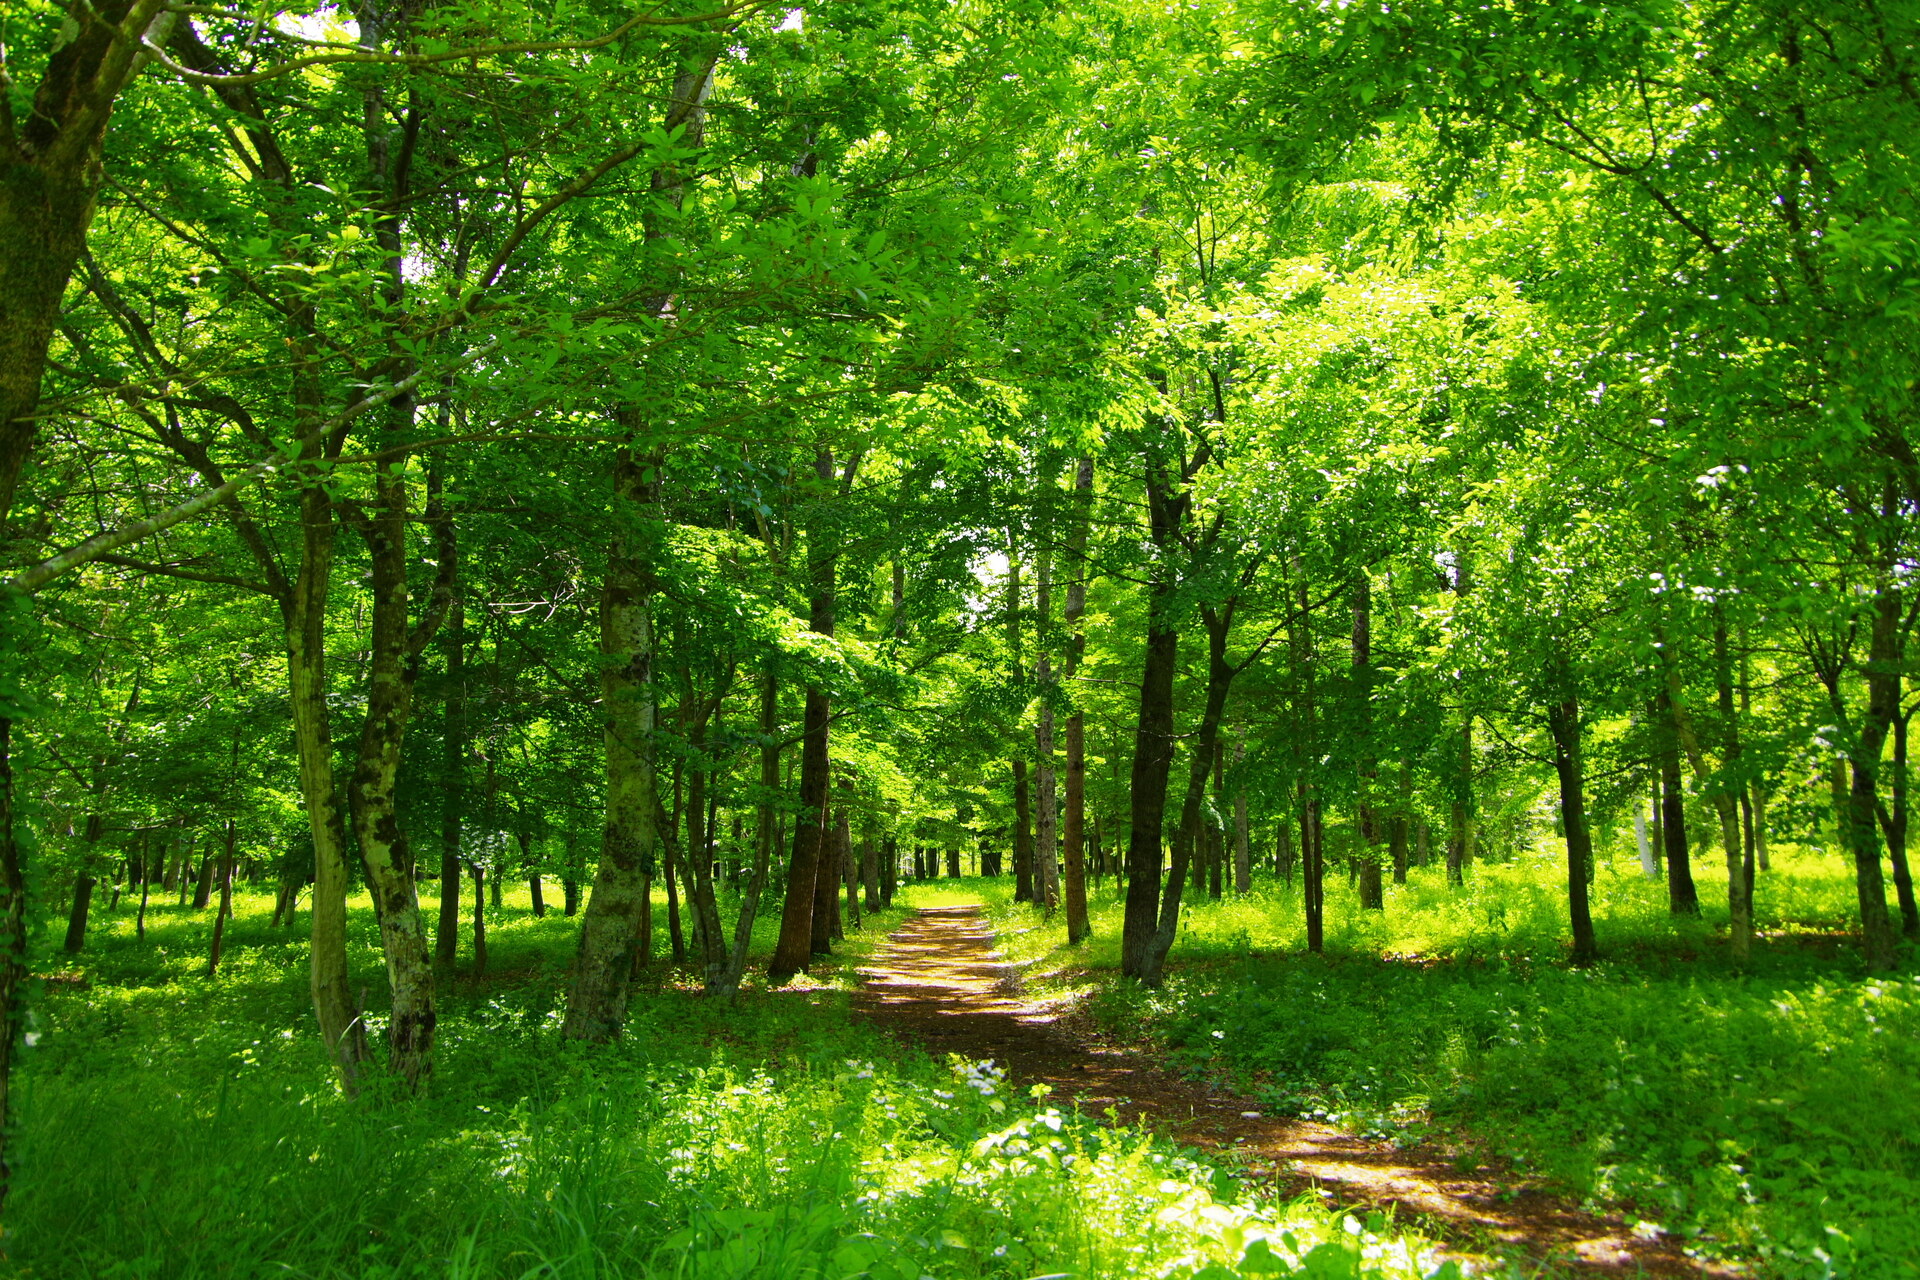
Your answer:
10,842 -> 1915,1279
12,883 -> 1443,1280
977,846 -> 1920,1280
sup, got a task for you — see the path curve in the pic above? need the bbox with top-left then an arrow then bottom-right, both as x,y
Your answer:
853,905 -> 1730,1278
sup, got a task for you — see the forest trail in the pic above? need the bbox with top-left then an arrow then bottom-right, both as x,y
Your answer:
853,905 -> 1731,1279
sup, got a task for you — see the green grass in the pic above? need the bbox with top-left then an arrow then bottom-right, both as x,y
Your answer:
960,842 -> 1920,1280
9,881 -> 1449,1280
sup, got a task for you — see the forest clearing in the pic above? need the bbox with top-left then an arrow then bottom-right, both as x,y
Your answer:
4,0 -> 1920,1277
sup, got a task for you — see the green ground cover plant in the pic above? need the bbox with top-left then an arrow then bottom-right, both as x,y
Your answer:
965,848 -> 1920,1280
10,887 -> 1448,1280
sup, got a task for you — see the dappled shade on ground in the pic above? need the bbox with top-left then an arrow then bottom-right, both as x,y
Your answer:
856,904 -> 1729,1278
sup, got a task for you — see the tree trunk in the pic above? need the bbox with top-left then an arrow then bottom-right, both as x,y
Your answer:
1120,454 -> 1195,980
1232,734 -> 1252,895
1062,457 -> 1093,939
812,795 -> 842,947
1034,541 -> 1060,912
1012,760 -> 1034,899
1303,795 -> 1324,952
136,833 -> 154,939
1352,578 -> 1384,910
470,864 -> 488,975
529,874 -> 546,918
1840,590 -> 1901,970
437,597 -> 466,963
1447,718 -> 1471,887
1141,602 -> 1238,984
288,484 -> 370,1091
712,672 -> 779,999
861,833 -> 880,913
1877,711 -> 1919,939
1656,689 -> 1700,916
880,835 -> 897,907
838,804 -> 859,933
207,819 -> 237,976
63,873 -> 96,955
1206,742 -> 1225,901
1293,571 -> 1325,950
0,0 -> 176,530
564,443 -> 662,1040
191,845 -> 218,911
1546,693 -> 1600,965
0,718 -> 23,1209
1712,616 -> 1755,961
665,824 -> 686,964
345,468 -> 446,1085
1388,765 -> 1410,886
1635,793 -> 1659,877
773,452 -> 846,979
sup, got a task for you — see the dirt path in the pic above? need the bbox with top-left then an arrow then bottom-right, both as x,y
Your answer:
853,905 -> 1730,1278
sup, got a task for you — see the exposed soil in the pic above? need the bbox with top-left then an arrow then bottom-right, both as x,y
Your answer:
852,905 -> 1738,1279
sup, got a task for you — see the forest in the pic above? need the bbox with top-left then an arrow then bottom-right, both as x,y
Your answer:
2,0 -> 1918,1276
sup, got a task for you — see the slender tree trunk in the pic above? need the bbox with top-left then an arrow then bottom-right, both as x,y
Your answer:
1232,734 -> 1252,895
1206,742 -> 1225,901
0,719 -> 22,1210
837,803 -> 859,933
1546,693 -> 1600,965
1635,790 -> 1659,877
63,873 -> 96,955
1712,617 -> 1755,961
861,833 -> 880,913
1304,796 -> 1324,952
1141,602 -> 1238,984
713,673 -> 779,999
1121,454 -> 1197,980
1879,712 -> 1919,938
437,598 -> 466,963
677,724 -> 729,987
1034,541 -> 1060,912
1390,765 -> 1410,886
1062,458 -> 1093,939
771,449 -> 841,982
880,836 -> 897,907
191,845 -> 217,911
1012,761 -> 1034,898
344,468 -> 448,1085
136,832 -> 153,939
1839,589 -> 1901,970
1293,572 -> 1325,950
530,873 -> 546,918
470,864 -> 488,975
1120,616 -> 1180,978
1657,690 -> 1700,916
1447,718 -> 1471,887
288,486 -> 369,1090
207,819 -> 237,976
665,816 -> 686,964
564,442 -> 662,1040
813,797 -> 842,947
1352,578 -> 1383,910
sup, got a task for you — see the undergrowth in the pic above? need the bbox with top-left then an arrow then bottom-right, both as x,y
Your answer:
10,884 -> 1449,1280
963,842 -> 1920,1280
